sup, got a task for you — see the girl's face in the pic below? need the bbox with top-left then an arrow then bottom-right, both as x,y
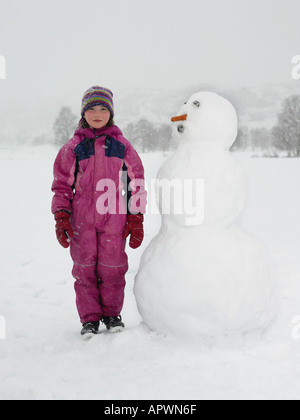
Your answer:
84,105 -> 111,129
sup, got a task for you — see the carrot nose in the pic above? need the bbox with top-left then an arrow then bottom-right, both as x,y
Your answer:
171,114 -> 187,122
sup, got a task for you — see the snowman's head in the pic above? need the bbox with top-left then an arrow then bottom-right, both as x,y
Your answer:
172,91 -> 238,150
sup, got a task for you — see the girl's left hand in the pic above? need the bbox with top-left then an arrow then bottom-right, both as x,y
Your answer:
123,214 -> 144,249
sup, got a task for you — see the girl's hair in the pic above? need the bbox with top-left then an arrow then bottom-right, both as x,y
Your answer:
80,115 -> 115,129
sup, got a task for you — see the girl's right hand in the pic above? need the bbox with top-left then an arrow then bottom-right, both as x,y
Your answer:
54,211 -> 74,249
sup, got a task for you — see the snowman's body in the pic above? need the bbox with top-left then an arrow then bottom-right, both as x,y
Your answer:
134,92 -> 277,337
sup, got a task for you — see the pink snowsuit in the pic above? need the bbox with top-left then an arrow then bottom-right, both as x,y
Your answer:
52,123 -> 146,324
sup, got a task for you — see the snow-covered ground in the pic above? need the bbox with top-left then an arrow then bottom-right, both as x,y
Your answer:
0,146 -> 300,400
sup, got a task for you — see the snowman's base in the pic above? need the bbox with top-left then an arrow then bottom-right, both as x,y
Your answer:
134,225 -> 278,338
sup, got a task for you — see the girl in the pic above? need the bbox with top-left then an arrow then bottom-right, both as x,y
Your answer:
51,86 -> 147,337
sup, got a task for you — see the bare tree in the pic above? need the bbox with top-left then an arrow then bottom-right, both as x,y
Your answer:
53,106 -> 77,147
272,95 -> 300,156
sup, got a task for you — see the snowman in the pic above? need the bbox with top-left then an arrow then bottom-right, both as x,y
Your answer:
134,91 -> 277,338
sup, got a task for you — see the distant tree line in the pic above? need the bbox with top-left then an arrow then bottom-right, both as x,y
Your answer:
122,120 -> 174,153
231,95 -> 300,157
52,95 -> 300,157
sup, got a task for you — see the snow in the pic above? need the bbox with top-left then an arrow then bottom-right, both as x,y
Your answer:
1,146 -> 300,400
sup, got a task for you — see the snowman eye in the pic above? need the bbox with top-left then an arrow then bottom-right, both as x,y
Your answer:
193,101 -> 201,108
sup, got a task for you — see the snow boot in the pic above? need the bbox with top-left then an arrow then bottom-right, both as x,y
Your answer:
102,316 -> 125,333
81,321 -> 100,338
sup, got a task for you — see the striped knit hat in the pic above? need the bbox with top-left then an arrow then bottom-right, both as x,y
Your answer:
81,86 -> 114,117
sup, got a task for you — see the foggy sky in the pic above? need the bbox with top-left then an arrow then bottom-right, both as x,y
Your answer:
0,0 -> 300,115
